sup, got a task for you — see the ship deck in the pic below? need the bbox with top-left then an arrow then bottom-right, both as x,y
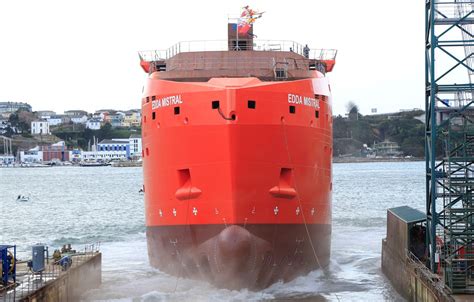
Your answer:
139,40 -> 337,81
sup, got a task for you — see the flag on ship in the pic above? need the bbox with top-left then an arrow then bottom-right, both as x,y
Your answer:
238,5 -> 264,35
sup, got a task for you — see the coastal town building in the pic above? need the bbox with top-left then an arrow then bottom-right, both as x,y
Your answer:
60,115 -> 72,124
36,110 -> 56,119
15,134 -> 141,164
47,115 -> 64,126
0,120 -> 16,135
129,134 -> 142,157
20,147 -> 43,163
70,115 -> 88,124
108,113 -> 125,128
92,112 -> 106,122
19,141 -> 70,163
123,110 -> 141,127
96,110 -> 114,122
64,110 -> 88,117
40,141 -> 70,162
31,120 -> 50,135
373,140 -> 403,157
98,139 -> 130,157
0,102 -> 32,118
86,118 -> 102,130
0,154 -> 15,166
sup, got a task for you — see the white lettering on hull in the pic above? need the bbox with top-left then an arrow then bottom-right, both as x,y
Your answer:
152,95 -> 183,110
288,94 -> 320,109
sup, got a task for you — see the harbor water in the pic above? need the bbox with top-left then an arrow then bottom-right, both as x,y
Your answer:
0,162 -> 424,301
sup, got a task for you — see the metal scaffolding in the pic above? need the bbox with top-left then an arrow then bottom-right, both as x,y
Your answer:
426,0 -> 474,293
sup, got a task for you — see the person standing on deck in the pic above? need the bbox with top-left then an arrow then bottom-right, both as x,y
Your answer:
303,44 -> 310,58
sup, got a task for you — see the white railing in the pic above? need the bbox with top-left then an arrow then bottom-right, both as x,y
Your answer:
138,40 -> 337,62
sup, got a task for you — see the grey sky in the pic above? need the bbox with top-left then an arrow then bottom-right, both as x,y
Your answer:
0,0 -> 424,115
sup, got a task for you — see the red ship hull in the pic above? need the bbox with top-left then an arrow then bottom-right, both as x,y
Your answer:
142,75 -> 333,289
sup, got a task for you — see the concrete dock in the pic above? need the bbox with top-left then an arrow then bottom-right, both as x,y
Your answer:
382,206 -> 474,302
1,246 -> 101,302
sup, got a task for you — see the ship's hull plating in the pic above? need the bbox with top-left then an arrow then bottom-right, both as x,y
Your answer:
142,76 -> 333,289
147,224 -> 330,289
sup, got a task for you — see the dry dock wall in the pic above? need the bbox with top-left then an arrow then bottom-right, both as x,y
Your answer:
382,207 -> 453,302
382,239 -> 453,302
20,253 -> 101,302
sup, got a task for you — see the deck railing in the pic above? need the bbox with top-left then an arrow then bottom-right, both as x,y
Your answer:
139,40 -> 337,62
165,56 -> 312,72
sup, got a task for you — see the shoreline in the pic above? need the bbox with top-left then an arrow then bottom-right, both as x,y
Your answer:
333,157 -> 423,163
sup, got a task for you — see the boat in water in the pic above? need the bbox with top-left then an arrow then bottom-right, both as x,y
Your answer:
16,195 -> 30,202
79,161 -> 111,167
140,16 -> 336,289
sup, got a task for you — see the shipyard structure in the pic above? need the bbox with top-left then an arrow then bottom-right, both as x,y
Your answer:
382,1 -> 474,301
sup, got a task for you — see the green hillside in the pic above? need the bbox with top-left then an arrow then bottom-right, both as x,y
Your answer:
333,110 -> 425,157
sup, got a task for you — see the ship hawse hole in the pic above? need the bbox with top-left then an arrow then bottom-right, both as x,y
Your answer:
174,107 -> 180,115
152,112 -> 156,120
248,100 -> 256,109
280,168 -> 293,186
315,111 -> 319,118
212,100 -> 220,109
231,114 -> 236,120
146,97 -> 150,103
178,169 -> 191,186
289,106 -> 296,114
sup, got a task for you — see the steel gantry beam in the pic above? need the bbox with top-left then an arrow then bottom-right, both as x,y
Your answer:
426,0 -> 474,293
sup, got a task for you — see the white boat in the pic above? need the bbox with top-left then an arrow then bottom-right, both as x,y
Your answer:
79,161 -> 111,167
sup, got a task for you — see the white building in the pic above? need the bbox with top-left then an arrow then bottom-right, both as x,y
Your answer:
36,110 -> 56,119
64,110 -> 88,117
47,115 -> 63,126
71,115 -> 88,124
20,147 -> 43,163
0,155 -> 15,166
129,134 -> 142,157
92,113 -> 105,121
31,120 -> 50,135
86,118 -> 101,130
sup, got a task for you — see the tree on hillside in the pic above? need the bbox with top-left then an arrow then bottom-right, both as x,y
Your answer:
8,109 -> 36,133
99,123 -> 112,139
346,101 -> 359,120
3,126 -> 14,137
333,115 -> 350,138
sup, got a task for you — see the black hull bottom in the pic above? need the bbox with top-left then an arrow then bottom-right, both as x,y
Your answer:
147,224 -> 331,289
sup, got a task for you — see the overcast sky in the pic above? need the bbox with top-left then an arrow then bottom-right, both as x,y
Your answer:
0,0 -> 425,115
